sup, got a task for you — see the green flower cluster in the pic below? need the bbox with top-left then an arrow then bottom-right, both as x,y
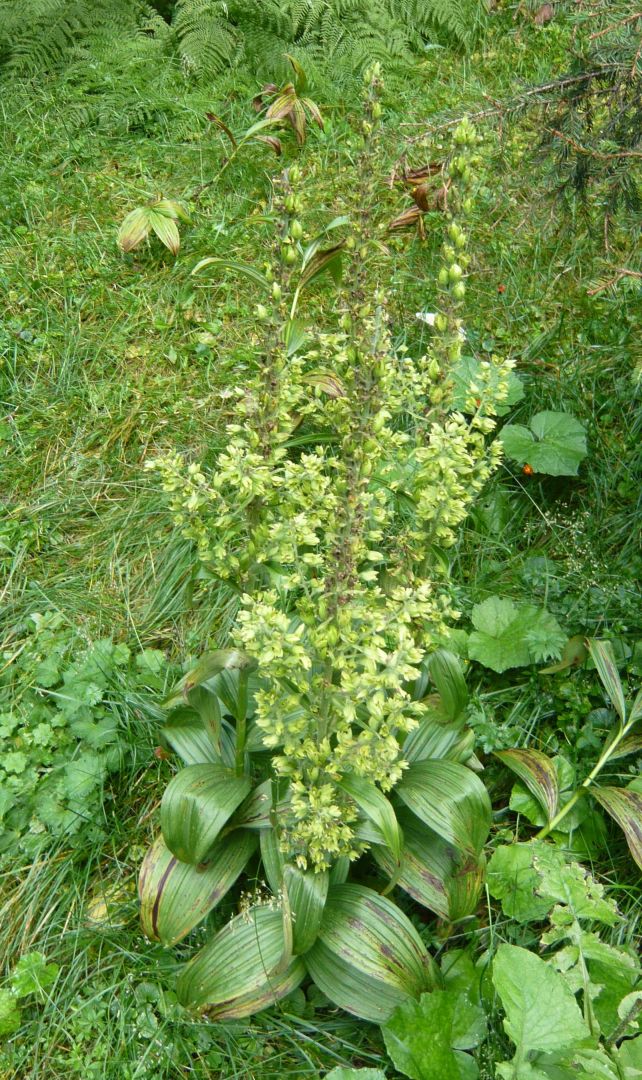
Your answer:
150,104 -> 512,870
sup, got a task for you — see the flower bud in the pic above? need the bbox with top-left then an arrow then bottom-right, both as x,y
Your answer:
438,267 -> 449,287
371,102 -> 382,119
289,165 -> 301,184
290,220 -> 303,240
284,194 -> 296,213
271,281 -> 282,300
255,304 -> 268,320
452,282 -> 466,301
448,263 -> 463,283
435,313 -> 448,332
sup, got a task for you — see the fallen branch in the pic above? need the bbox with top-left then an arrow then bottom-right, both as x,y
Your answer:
587,268 -> 642,294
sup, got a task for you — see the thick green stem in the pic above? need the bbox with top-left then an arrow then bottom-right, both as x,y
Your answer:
536,719 -> 633,839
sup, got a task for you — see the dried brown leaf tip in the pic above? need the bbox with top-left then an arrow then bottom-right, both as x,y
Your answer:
252,58 -> 323,147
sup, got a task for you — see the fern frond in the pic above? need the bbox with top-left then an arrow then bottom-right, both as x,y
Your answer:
0,0 -> 151,75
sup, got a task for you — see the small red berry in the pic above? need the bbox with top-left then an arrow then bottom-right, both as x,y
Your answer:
497,283 -> 506,294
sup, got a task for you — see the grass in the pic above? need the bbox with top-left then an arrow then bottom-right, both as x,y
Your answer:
1,6 -> 641,1077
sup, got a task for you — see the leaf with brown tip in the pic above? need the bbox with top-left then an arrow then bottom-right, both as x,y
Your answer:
592,786 -> 642,871
387,205 -> 422,231
147,210 -> 180,255
139,830 -> 257,945
495,748 -> 559,823
205,112 -> 237,148
118,206 -> 151,252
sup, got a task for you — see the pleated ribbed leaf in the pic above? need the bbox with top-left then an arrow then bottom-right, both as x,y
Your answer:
282,864 -> 329,954
372,808 -> 486,922
338,775 -> 403,863
589,639 -> 626,723
161,709 -> 221,765
329,857 -> 350,885
403,717 -> 475,765
177,906 -> 305,1017
163,650 -> 257,709
260,826 -> 284,893
428,649 -> 468,721
234,778 -> 290,830
371,809 -> 448,917
447,851 -> 487,923
139,830 -> 257,945
161,764 -> 251,864
395,760 -> 491,858
305,884 -> 436,1022
591,786 -> 642,871
494,748 -> 559,823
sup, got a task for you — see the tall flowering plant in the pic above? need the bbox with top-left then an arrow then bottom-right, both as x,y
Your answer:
140,73 -> 513,1023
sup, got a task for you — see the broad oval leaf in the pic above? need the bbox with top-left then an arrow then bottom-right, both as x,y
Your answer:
299,242 -> 345,289
372,809 -> 449,919
233,778 -> 290,830
176,905 -> 305,1017
282,864 -> 329,954
139,830 -> 257,945
591,786 -> 642,871
447,852 -> 487,924
163,650 -> 257,709
395,760 -> 491,857
260,826 -> 284,893
403,716 -> 474,764
589,639 -> 627,723
183,685 -> 222,756
428,649 -> 468,722
494,748 -> 559,823
329,857 -> 350,885
118,206 -> 150,253
493,943 -> 590,1055
161,764 -> 251,864
161,708 -> 221,765
338,775 -> 403,864
372,809 -> 485,921
147,209 -> 180,255
305,884 -> 435,1023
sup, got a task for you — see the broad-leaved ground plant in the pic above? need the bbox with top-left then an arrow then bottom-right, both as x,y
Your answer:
140,73 -> 514,1022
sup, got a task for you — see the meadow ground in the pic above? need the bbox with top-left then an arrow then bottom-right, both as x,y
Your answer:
1,7 -> 640,1077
